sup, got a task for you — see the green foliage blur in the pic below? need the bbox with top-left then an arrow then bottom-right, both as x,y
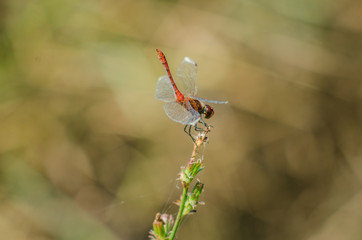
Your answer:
1,0 -> 362,239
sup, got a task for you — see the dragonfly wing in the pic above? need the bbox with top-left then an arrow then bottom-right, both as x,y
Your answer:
163,101 -> 200,125
176,57 -> 198,96
193,96 -> 228,104
155,75 -> 177,102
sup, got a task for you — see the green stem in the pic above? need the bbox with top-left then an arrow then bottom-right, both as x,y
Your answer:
169,186 -> 188,240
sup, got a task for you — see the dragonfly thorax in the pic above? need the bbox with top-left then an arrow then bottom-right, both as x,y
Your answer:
189,98 -> 214,119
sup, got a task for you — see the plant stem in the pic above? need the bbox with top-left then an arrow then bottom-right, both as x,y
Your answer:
169,186 -> 189,240
169,128 -> 211,239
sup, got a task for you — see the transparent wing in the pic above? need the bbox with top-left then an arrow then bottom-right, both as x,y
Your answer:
155,75 -> 176,102
176,57 -> 198,97
163,101 -> 200,125
193,96 -> 228,104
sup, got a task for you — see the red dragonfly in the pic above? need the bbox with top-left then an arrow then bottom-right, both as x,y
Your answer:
155,49 -> 228,141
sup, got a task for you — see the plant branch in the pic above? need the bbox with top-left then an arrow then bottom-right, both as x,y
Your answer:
169,187 -> 188,240
149,127 -> 211,240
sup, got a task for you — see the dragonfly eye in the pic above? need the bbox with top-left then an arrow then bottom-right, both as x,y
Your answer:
203,105 -> 214,119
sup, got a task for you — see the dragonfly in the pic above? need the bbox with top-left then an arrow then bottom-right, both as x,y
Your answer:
155,49 -> 228,142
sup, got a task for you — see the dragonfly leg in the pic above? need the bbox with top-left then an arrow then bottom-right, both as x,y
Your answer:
184,124 -> 189,135
199,118 -> 207,127
194,122 -> 204,132
184,125 -> 196,143
198,118 -> 213,129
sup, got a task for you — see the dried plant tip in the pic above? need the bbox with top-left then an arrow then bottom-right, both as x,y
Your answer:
195,138 -> 204,147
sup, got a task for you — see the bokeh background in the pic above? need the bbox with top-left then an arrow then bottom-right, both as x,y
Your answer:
1,0 -> 362,239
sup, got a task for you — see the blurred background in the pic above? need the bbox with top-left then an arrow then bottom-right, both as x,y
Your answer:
1,0 -> 362,239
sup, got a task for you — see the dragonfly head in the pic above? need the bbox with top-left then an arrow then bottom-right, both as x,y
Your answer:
203,105 -> 214,119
